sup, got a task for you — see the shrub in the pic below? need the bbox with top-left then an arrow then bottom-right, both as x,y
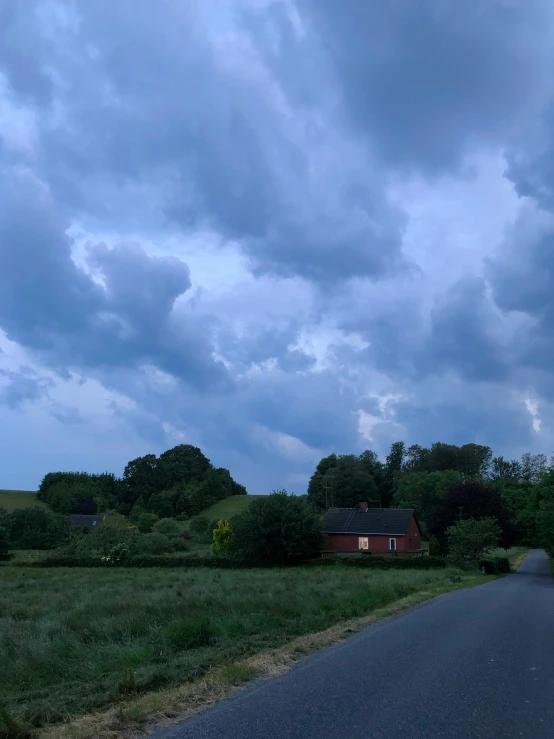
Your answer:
0,524 -> 11,561
211,519 -> 233,556
189,516 -> 210,535
446,518 -> 501,567
480,556 -> 511,575
109,543 -> 130,564
153,518 -> 181,537
232,491 -> 324,564
307,556 -> 447,570
428,536 -> 442,557
136,513 -> 159,534
132,533 -> 174,556
7,507 -> 70,549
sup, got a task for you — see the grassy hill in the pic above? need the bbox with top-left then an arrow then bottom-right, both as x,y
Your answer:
0,490 -> 45,511
191,494 -> 265,523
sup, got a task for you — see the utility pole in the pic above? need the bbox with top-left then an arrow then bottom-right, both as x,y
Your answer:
322,475 -> 336,509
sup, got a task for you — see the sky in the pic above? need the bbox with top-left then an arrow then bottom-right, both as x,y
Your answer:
2,0 -> 554,494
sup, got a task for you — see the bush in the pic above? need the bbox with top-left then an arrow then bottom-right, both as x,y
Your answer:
446,518 -> 501,567
428,536 -> 442,557
0,524 -> 11,561
307,556 -> 447,570
211,519 -> 233,556
232,491 -> 324,564
153,518 -> 181,537
132,532 -> 174,556
109,543 -> 130,564
7,507 -> 70,549
136,512 -> 159,534
189,516 -> 210,535
480,556 -> 511,575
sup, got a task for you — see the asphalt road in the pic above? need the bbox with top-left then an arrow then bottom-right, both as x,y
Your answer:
155,550 -> 554,739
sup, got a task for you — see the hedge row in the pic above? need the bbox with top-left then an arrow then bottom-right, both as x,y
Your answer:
307,556 -> 447,570
479,556 -> 511,575
15,553 -> 448,570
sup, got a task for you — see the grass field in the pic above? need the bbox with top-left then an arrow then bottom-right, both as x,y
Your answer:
490,547 -> 528,570
0,489 -> 43,511
189,494 -> 265,524
0,564 -> 482,733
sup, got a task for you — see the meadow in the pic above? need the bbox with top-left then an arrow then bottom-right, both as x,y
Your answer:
0,491 -> 43,511
0,564 -> 480,733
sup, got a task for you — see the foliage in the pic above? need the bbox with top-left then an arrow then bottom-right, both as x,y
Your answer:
108,543 -> 130,565
0,564 -> 472,729
232,490 -> 324,564
392,470 -> 463,528
37,471 -> 119,514
309,556 -> 447,570
308,454 -> 379,509
89,510 -> 133,555
446,518 -> 501,567
480,557 -> 511,575
153,517 -> 181,537
428,535 -> 442,557
0,524 -> 11,561
131,533 -> 174,556
136,512 -> 159,533
211,519 -> 233,556
428,481 -> 514,549
4,507 -> 70,549
190,516 -> 210,535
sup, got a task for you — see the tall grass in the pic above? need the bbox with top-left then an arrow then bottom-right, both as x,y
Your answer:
0,565 -> 464,729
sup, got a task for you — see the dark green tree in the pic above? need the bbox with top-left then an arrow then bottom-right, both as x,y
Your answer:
120,454 -> 161,513
232,491 -> 323,563
383,441 -> 405,505
158,444 -> 212,488
8,507 -> 69,549
428,480 -> 515,549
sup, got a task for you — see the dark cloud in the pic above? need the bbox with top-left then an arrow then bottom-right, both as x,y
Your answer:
0,167 -> 227,389
301,0 -> 552,172
0,0 -> 406,285
0,367 -> 52,409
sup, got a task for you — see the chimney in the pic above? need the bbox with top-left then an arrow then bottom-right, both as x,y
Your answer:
359,502 -> 368,511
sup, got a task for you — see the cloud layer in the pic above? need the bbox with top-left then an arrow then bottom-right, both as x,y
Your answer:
2,0 -> 554,492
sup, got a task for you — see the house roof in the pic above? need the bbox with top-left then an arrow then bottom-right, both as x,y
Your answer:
323,508 -> 416,536
68,514 -> 104,528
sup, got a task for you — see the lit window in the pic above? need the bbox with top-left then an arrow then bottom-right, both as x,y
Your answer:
358,537 -> 369,550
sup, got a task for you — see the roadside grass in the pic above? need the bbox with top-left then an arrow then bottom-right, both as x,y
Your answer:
489,547 -> 528,570
0,564 -> 488,735
0,490 -> 43,511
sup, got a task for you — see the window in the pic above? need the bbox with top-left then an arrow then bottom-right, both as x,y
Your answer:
358,537 -> 369,550
389,538 -> 396,551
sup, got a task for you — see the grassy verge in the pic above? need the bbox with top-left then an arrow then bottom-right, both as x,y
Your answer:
489,547 -> 528,570
0,565 -> 490,737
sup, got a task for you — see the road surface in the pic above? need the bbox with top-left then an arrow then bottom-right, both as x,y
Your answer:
155,550 -> 554,739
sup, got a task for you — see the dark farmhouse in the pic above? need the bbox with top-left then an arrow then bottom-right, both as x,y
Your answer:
68,514 -> 104,530
323,503 -> 422,555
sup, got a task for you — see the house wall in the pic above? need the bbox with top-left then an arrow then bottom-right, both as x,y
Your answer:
326,516 -> 421,554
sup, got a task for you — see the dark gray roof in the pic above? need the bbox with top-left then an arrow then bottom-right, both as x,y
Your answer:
68,514 -> 104,528
323,508 -> 415,535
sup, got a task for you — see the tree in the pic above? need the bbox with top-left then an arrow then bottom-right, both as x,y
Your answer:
153,518 -> 181,537
428,535 -> 442,557
7,507 -> 70,549
211,519 -> 233,556
383,441 -> 405,505
232,491 -> 324,563
428,480 -> 514,549
457,444 -> 492,479
158,444 -> 212,489
136,512 -> 159,533
90,511 -> 133,555
490,456 -> 522,481
521,453 -> 548,484
392,470 -> 463,530
120,454 -> 160,513
446,518 -> 501,566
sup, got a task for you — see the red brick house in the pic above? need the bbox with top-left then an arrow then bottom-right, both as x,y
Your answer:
323,503 -> 423,555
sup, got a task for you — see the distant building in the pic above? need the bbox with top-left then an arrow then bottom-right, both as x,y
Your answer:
323,503 -> 422,556
68,514 -> 104,530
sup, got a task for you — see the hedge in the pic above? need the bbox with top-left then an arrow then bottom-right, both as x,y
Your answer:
479,556 -> 511,575
15,553 -> 447,570
307,556 -> 447,570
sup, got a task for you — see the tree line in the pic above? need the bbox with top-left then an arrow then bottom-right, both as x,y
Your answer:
36,444 -> 247,519
307,442 -> 554,554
